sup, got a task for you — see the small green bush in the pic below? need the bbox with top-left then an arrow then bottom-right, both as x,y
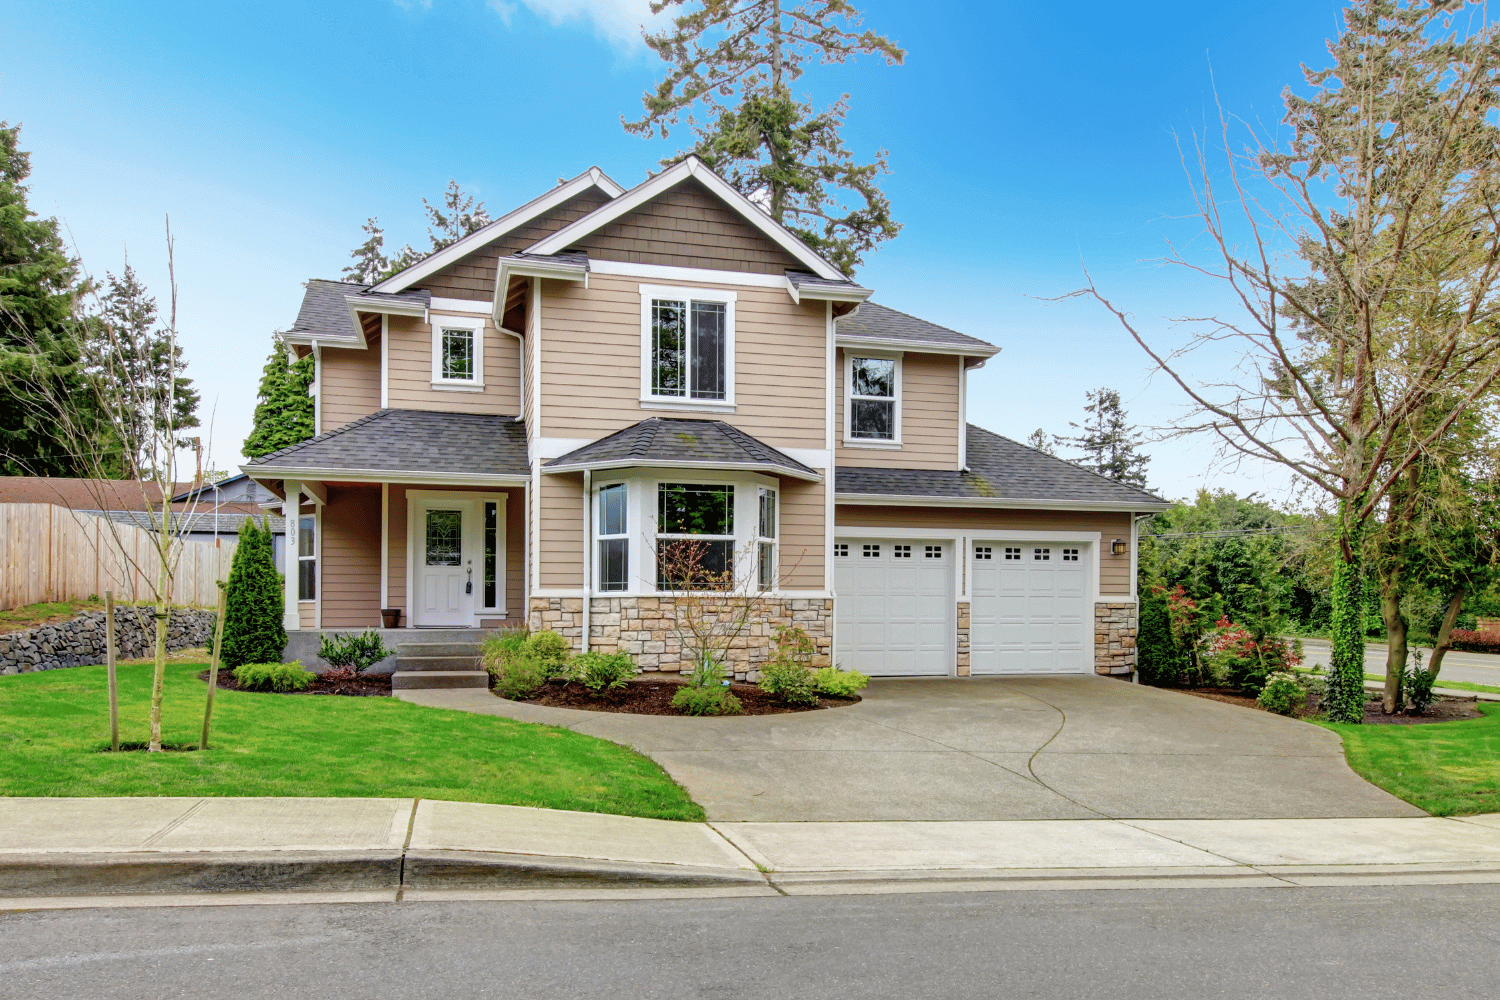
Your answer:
317,631 -> 393,675
234,660 -> 313,692
570,652 -> 638,695
812,666 -> 870,699
490,654 -> 554,700
524,630 -> 572,668
672,684 -> 743,716
480,629 -> 529,673
1404,664 -> 1437,715
758,625 -> 818,706
1256,671 -> 1305,715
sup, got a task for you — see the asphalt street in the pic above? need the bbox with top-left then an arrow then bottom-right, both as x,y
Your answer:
1297,637 -> 1500,688
4,885 -> 1500,999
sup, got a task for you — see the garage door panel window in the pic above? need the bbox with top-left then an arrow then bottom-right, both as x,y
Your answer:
970,540 -> 1090,675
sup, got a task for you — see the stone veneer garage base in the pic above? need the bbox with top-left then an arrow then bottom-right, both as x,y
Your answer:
529,597 -> 833,682
1095,602 -> 1139,676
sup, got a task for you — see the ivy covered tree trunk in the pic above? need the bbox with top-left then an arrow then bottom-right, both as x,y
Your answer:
1326,519 -> 1368,724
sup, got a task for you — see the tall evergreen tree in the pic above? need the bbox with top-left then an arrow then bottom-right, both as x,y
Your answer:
220,516 -> 286,668
345,180 -> 489,283
1054,388 -> 1150,489
1025,428 -> 1055,456
626,0 -> 904,275
242,347 -> 314,459
343,218 -> 388,285
0,121 -> 95,476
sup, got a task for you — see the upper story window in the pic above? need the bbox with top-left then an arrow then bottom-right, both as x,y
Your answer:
640,285 -> 735,411
845,352 -> 901,445
431,315 -> 485,391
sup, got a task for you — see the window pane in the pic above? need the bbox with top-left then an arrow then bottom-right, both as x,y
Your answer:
484,502 -> 497,608
425,510 -> 463,566
652,300 -> 686,396
442,328 -> 474,380
599,538 -> 628,592
298,515 -> 315,557
598,483 -> 627,536
852,357 -> 895,398
298,559 -> 316,601
690,301 -> 726,400
656,539 -> 734,590
850,398 -> 895,439
758,541 -> 774,589
657,483 -> 733,535
758,490 -> 776,539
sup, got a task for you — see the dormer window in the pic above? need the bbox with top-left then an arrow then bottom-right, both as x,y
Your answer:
845,352 -> 901,445
640,285 -> 735,411
431,314 -> 485,391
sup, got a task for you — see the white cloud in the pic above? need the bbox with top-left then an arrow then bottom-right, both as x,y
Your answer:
493,0 -> 661,50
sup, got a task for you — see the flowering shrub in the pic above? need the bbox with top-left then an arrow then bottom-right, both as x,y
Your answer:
1256,671 -> 1306,716
1203,615 -> 1302,694
1448,629 -> 1500,654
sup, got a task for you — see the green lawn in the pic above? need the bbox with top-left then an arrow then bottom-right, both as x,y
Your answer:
1293,666 -> 1500,697
1320,703 -> 1500,816
0,662 -> 703,821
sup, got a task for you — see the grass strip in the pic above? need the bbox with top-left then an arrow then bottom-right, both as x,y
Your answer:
1317,703 -> 1500,816
0,662 -> 703,822
1292,666 -> 1500,697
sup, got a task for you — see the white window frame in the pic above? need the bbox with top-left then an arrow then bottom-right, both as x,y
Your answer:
430,314 -> 486,392
297,513 -> 317,603
757,486 -> 778,590
843,350 -> 902,448
477,494 -> 508,616
638,284 -> 737,412
595,481 -> 630,593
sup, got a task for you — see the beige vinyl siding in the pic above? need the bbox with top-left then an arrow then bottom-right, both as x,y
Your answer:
539,473 -> 584,590
538,274 -> 826,452
386,484 -> 526,620
299,603 -> 316,629
386,485 -> 407,615
836,349 -> 961,470
567,178 -> 804,274
318,338 -> 381,433
320,486 -> 382,628
835,505 -> 1135,595
385,313 -> 521,415
415,189 -> 614,301
778,477 -> 825,591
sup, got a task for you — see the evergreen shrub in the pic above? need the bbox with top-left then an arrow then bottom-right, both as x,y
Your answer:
524,630 -> 572,668
758,625 -> 818,706
1403,664 -> 1437,715
220,517 -> 285,668
672,684 -> 743,716
570,652 -> 638,695
318,631 -> 392,676
234,660 -> 313,692
1136,588 -> 1181,685
490,655 -> 553,700
812,666 -> 869,698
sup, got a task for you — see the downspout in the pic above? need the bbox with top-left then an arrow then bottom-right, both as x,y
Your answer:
581,469 -> 592,654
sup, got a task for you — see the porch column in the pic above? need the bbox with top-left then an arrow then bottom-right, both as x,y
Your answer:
283,480 -> 302,630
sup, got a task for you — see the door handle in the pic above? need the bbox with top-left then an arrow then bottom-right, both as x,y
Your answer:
466,563 -> 473,595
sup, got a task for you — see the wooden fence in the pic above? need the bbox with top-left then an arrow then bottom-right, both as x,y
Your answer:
0,503 -> 238,611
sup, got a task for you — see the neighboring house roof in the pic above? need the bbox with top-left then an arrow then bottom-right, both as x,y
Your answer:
0,477 -> 197,511
544,418 -> 821,482
283,280 -> 430,346
836,303 -> 999,356
86,509 -> 287,535
242,409 -> 529,484
835,425 -> 1169,510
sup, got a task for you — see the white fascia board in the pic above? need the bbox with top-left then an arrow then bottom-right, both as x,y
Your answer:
491,258 -> 588,323
590,258 -> 788,289
371,167 -> 623,294
239,465 -> 529,488
542,458 -> 823,483
528,156 -> 846,282
280,333 -> 365,350
430,296 -> 493,315
836,335 -> 1000,359
834,493 -> 1171,512
787,277 -> 873,305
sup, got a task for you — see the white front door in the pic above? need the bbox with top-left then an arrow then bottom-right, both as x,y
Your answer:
834,538 -> 954,676
414,499 -> 474,627
970,542 -> 1089,674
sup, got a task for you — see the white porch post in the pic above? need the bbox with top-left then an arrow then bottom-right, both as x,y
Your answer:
283,480 -> 302,630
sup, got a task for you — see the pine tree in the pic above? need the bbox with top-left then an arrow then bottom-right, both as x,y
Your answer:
345,180 -> 488,283
1025,429 -> 1054,456
1054,388 -> 1150,489
242,348 -> 314,459
343,218 -> 389,285
626,0 -> 904,275
0,121 -> 96,476
221,516 -> 286,668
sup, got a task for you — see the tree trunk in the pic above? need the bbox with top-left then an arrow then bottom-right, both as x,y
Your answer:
1379,567 -> 1406,714
1327,518 -> 1367,724
1428,588 -> 1464,681
148,508 -> 171,753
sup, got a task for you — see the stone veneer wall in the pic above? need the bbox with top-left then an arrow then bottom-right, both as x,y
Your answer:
1094,602 -> 1138,676
956,601 -> 971,677
529,596 -> 832,681
0,606 -> 218,675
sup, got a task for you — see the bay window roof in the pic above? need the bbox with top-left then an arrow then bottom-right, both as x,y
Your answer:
544,418 -> 821,481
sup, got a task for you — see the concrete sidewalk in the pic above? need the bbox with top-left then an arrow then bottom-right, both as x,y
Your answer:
3,797 -> 1500,907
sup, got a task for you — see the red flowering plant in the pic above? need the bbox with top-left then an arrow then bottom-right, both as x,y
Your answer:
1203,614 -> 1303,694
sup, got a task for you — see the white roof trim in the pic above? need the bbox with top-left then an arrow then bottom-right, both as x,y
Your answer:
241,465 -> 530,488
370,166 -> 624,294
836,334 -> 1000,359
543,457 -> 823,483
835,492 -> 1170,512
787,276 -> 873,305
527,156 -> 846,282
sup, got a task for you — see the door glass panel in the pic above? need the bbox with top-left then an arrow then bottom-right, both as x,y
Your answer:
483,502 -> 497,608
425,510 -> 463,566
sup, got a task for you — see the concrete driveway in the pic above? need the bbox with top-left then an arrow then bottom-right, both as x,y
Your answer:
402,676 -> 1422,823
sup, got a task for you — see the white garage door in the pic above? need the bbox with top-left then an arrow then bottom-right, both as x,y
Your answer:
970,542 -> 1089,674
834,539 -> 954,676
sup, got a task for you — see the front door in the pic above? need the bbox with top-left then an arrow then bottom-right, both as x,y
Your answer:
416,501 -> 473,627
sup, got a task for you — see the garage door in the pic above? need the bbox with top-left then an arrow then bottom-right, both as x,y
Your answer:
970,542 -> 1089,674
834,539 -> 954,676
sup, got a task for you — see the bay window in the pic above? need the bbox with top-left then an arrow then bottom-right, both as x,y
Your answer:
656,482 -> 735,589
641,286 -> 735,409
597,483 -> 628,592
757,487 -> 777,590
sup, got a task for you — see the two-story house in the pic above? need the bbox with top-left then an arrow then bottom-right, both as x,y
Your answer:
243,156 -> 1167,683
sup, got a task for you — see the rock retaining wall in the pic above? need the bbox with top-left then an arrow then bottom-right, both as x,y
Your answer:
0,607 -> 217,674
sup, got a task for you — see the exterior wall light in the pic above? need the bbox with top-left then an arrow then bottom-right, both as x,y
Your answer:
1111,538 -> 1128,556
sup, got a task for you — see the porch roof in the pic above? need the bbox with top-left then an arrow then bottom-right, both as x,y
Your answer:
241,408 -> 529,485
543,418 -> 821,481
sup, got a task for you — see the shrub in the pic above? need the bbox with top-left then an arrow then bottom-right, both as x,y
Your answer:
1448,629 -> 1500,654
1257,671 -> 1305,716
672,684 -> 743,716
758,625 -> 818,706
234,660 -> 313,692
570,652 -> 638,695
490,655 -> 553,700
220,517 -> 286,668
317,631 -> 393,675
1404,664 -> 1437,716
1137,588 -> 1185,685
812,666 -> 869,698
480,629 -> 529,671
524,630 -> 572,668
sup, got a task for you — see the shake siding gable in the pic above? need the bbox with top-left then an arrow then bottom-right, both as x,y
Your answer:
835,348 -> 961,470
318,337 -> 382,432
385,313 -> 521,414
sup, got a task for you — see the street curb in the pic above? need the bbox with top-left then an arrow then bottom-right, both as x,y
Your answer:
0,851 -> 404,898
404,850 -> 767,890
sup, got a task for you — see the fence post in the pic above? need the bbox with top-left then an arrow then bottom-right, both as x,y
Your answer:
105,591 -> 119,752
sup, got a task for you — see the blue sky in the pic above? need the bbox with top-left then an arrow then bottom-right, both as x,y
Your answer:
2,0 -> 1350,500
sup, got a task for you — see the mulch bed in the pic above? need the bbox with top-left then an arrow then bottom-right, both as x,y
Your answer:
518,678 -> 859,716
199,669 -> 392,697
1179,686 -> 1481,724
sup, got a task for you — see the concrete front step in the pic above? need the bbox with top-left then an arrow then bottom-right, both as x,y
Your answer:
398,655 -> 482,672
391,671 -> 490,690
397,643 -> 486,658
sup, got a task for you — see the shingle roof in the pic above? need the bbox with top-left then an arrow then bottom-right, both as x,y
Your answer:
836,302 -> 998,354
545,418 -> 820,480
0,477 -> 197,511
86,509 -> 287,535
786,270 -> 871,299
244,409 -> 528,479
288,280 -> 431,341
835,425 -> 1169,508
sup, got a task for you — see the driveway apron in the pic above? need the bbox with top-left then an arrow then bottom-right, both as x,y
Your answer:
401,676 -> 1423,823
